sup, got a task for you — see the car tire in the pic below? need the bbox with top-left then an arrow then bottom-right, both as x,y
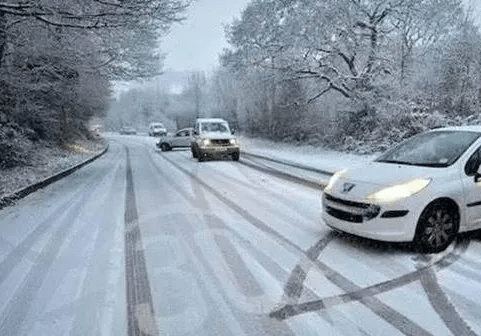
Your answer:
160,143 -> 171,152
413,200 -> 459,253
231,152 -> 239,161
198,151 -> 205,162
192,148 -> 198,158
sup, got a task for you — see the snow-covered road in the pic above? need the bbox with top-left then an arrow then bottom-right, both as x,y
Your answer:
1,134 -> 481,336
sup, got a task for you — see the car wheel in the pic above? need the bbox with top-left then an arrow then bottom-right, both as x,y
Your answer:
413,200 -> 459,253
231,152 -> 239,161
192,148 -> 198,158
160,143 -> 171,152
198,151 -> 205,162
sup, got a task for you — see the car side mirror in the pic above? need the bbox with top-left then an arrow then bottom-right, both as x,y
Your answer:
194,130 -> 198,135
231,129 -> 236,135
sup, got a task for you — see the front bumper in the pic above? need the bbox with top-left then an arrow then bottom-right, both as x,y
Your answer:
199,146 -> 239,157
322,192 -> 419,242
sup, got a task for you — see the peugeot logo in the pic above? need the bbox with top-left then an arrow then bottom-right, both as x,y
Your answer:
342,183 -> 355,193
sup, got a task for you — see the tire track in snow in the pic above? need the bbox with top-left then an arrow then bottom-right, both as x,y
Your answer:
124,147 -> 159,336
159,148 -> 432,334
0,150 -> 121,287
417,249 -> 477,336
271,237 -> 471,336
0,152 -> 117,336
149,140 -> 474,335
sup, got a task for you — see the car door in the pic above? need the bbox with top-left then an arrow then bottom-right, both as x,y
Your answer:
170,130 -> 183,147
462,145 -> 481,229
177,130 -> 190,147
170,129 -> 189,147
181,128 -> 194,147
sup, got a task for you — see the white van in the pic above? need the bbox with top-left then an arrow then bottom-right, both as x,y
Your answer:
148,122 -> 167,136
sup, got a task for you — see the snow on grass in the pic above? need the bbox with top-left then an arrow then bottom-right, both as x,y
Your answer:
239,136 -> 378,174
0,138 -> 106,199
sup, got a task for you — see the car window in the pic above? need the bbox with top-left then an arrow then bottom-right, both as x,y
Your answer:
201,122 -> 229,134
465,146 -> 481,175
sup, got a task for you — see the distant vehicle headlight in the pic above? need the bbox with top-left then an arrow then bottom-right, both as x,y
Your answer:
366,178 -> 431,204
229,139 -> 237,145
202,139 -> 211,147
324,169 -> 346,193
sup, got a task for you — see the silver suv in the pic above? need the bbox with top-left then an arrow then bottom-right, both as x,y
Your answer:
191,118 -> 240,162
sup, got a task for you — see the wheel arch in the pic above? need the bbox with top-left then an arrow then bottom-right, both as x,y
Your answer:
160,142 -> 171,151
413,197 -> 461,252
416,197 -> 461,228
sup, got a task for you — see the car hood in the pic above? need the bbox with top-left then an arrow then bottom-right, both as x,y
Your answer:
327,161 -> 441,200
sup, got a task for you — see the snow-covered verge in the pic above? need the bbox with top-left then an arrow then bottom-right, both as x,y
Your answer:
239,136 -> 377,174
0,138 -> 107,199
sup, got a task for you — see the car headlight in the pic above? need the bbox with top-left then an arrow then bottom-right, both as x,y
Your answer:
229,139 -> 237,145
324,169 -> 346,193
202,139 -> 211,147
366,178 -> 431,204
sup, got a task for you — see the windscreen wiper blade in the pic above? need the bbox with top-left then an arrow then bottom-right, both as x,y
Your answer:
377,159 -> 414,165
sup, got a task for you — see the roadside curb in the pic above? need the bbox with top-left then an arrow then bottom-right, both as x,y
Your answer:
239,151 -> 333,190
241,151 -> 334,177
0,144 -> 109,211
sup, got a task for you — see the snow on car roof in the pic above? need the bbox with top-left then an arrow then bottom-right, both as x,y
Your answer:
196,118 -> 228,123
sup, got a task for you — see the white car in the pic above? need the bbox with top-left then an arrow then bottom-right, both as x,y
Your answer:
322,126 -> 481,253
156,128 -> 193,151
148,122 -> 167,136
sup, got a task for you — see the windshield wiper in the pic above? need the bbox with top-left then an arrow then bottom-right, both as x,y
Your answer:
377,159 -> 414,166
414,162 -> 448,168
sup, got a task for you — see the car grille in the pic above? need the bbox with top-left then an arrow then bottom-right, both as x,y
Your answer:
323,193 -> 380,223
211,139 -> 231,146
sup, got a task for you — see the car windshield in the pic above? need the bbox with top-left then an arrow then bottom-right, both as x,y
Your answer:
376,131 -> 481,167
201,122 -> 230,134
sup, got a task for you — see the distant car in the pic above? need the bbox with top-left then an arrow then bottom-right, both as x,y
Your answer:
119,126 -> 137,135
191,118 -> 239,162
156,128 -> 194,151
148,122 -> 167,136
322,126 -> 481,253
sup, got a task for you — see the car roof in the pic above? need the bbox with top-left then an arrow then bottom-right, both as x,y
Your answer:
429,125 -> 481,133
196,118 -> 227,123
150,122 -> 164,126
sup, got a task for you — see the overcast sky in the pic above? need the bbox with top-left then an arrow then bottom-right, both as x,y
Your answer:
160,0 -> 250,73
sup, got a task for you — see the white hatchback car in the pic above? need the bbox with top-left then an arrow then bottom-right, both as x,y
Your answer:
322,126 -> 481,253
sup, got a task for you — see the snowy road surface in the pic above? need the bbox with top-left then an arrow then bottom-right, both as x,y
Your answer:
1,134 -> 481,336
